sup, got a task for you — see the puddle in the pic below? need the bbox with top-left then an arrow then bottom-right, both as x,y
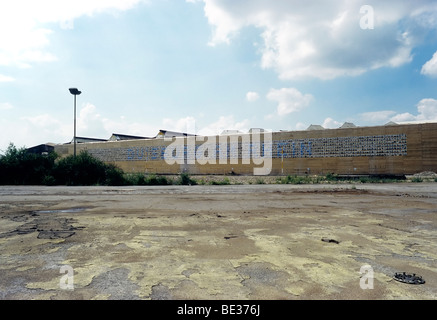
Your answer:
33,207 -> 88,214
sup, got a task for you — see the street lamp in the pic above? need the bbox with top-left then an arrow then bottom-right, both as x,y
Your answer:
69,88 -> 82,157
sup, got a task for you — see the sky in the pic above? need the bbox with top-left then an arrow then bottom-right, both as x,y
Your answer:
1,0 -> 437,151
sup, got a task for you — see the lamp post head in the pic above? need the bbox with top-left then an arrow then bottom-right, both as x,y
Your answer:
69,88 -> 82,95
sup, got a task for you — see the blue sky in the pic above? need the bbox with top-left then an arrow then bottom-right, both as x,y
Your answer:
1,0 -> 437,151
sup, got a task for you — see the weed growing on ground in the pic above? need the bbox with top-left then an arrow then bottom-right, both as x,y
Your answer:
209,177 -> 231,185
176,172 -> 198,185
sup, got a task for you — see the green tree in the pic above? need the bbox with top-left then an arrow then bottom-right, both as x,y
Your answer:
53,151 -> 124,186
0,143 -> 58,185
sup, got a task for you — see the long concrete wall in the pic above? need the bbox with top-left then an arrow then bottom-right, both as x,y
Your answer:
54,122 -> 437,176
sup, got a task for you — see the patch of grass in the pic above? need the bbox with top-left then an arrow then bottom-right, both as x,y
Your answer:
277,175 -> 314,184
197,179 -> 207,185
124,173 -> 172,185
146,174 -> 171,185
124,173 -> 147,185
325,172 -> 339,182
357,176 -> 399,183
411,177 -> 423,183
255,178 -> 265,184
274,173 -> 405,185
209,177 -> 231,185
176,173 -> 198,185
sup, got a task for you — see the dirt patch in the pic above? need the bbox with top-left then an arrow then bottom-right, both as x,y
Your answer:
0,184 -> 436,300
0,210 -> 84,240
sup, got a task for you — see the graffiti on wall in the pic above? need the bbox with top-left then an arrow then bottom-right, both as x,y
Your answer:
273,134 -> 407,158
119,133 -> 407,162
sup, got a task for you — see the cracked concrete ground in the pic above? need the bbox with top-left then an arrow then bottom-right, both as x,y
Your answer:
0,183 -> 436,300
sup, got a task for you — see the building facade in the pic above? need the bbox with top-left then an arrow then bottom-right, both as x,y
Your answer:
54,122 -> 437,176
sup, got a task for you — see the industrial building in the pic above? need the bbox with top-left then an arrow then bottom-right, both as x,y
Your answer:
53,122 -> 437,176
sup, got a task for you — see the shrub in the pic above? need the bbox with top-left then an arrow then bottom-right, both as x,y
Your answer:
42,175 -> 56,186
124,173 -> 147,185
104,164 -> 126,186
176,172 -> 198,185
325,172 -> 338,181
277,175 -> 311,184
209,177 -> 231,185
124,173 -> 171,186
255,178 -> 265,184
52,151 -> 125,186
145,174 -> 171,185
0,143 -> 58,185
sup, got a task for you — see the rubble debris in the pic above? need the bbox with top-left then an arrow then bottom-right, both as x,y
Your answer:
393,272 -> 425,284
321,238 -> 340,244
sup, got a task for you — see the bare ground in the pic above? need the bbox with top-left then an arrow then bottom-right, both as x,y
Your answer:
0,183 -> 436,300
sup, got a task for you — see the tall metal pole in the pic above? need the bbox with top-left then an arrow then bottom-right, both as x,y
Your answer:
74,94 -> 77,157
69,88 -> 81,158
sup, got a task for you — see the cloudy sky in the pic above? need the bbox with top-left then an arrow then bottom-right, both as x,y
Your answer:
1,0 -> 437,151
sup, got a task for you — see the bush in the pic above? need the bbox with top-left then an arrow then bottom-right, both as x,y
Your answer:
42,175 -> 56,186
176,172 -> 197,185
52,151 -> 125,186
104,164 -> 126,186
124,173 -> 147,185
145,174 -> 171,185
325,172 -> 338,181
0,143 -> 58,185
124,173 -> 172,185
209,177 -> 231,185
255,178 -> 265,184
277,175 -> 313,184
1,144 -> 174,186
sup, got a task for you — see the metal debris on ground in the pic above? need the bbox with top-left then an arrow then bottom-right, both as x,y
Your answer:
393,272 -> 425,284
321,238 -> 340,244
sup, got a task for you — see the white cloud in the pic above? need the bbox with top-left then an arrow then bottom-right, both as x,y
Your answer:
0,102 -> 14,110
76,103 -> 161,139
0,0 -> 146,68
17,113 -> 71,148
76,103 -> 106,137
162,116 -> 197,134
246,91 -> 260,102
359,110 -> 397,124
24,113 -> 65,130
0,75 -> 15,82
359,99 -> 437,125
163,115 -> 250,136
322,117 -> 342,129
390,112 -> 416,123
421,51 -> 437,77
199,115 -> 250,136
0,102 -> 159,151
306,98 -> 437,131
1,116 -> 68,150
416,98 -> 437,121
295,122 -> 307,131
266,87 -> 313,116
200,0 -> 437,80
386,99 -> 437,123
